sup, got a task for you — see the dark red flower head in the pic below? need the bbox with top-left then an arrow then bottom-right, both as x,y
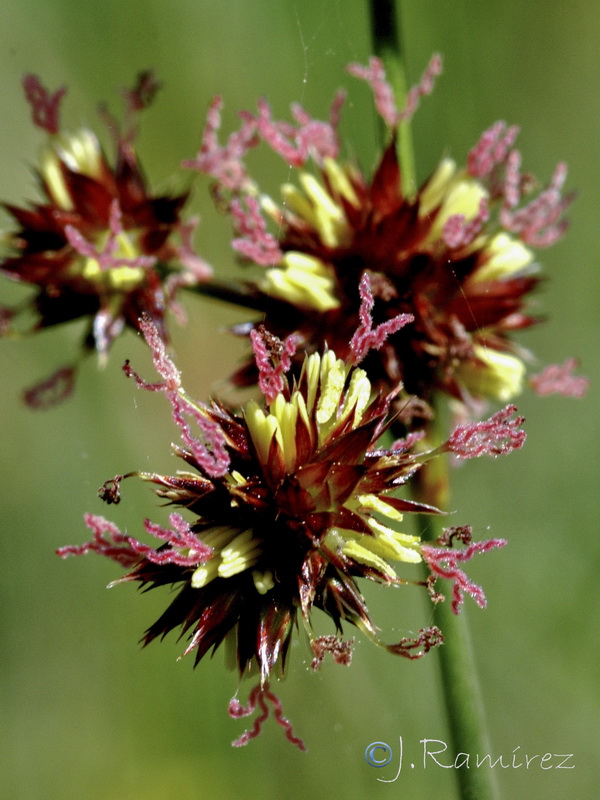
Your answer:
1,73 -> 211,406
58,321 -> 519,746
187,56 -> 578,424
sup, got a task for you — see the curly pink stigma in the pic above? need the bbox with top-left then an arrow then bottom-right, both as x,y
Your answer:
65,200 -> 157,272
229,683 -> 306,751
183,95 -> 259,193
422,530 -> 507,614
387,626 -> 445,659
310,635 -> 354,670
57,512 -> 212,570
230,194 -> 283,265
445,404 -> 526,458
125,315 -> 230,476
350,272 -> 413,363
531,359 -> 589,398
250,325 -> 299,403
347,53 -> 442,127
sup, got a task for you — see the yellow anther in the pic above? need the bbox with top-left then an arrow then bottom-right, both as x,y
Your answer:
419,158 -> 457,217
338,367 -> 371,427
245,400 -> 283,466
457,344 -> 525,401
41,129 -> 103,211
191,557 -> 219,588
358,493 -> 403,521
322,157 -> 360,207
473,232 -> 534,282
252,569 -> 275,595
316,352 -> 346,425
262,252 -> 339,312
341,540 -> 398,579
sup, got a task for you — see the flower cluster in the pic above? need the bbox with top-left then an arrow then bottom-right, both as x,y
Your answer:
0,73 -> 211,407
58,318 -> 519,747
1,53 -> 585,752
187,56 -> 585,424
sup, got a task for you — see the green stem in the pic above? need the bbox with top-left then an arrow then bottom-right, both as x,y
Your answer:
368,2 -> 498,798
368,0 -> 417,196
419,513 -> 499,800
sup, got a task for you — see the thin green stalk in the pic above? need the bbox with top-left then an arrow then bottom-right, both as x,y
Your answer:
369,0 -> 417,196
368,2 -> 498,798
418,512 -> 499,800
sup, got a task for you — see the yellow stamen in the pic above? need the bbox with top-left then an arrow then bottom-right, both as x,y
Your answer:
262,252 -> 339,312
340,540 -> 398,579
457,344 -> 525,401
252,569 -> 275,594
322,157 -> 360,208
41,129 -> 103,211
219,529 -> 262,578
338,367 -> 371,427
191,557 -> 220,588
245,400 -> 283,466
357,493 -> 403,521
472,232 -> 534,282
297,172 -> 349,248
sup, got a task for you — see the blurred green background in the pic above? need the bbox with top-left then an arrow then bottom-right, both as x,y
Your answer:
1,1 -> 598,798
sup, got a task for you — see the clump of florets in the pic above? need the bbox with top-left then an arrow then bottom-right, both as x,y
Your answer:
57,317 -> 524,748
184,54 -> 585,425
0,73 -> 212,408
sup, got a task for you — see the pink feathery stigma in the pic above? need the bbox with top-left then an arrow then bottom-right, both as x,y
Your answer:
22,74 -> 66,135
350,272 -> 413,363
65,199 -> 156,270
57,512 -> 212,570
347,57 -> 398,127
347,54 -> 442,127
253,98 -> 309,167
127,514 -> 213,567
135,314 -> 181,391
422,538 -> 507,614
23,365 -> 76,409
126,315 -> 230,476
230,194 -> 283,265
531,359 -> 589,398
387,626 -> 445,659
442,197 -> 490,249
501,149 -> 522,209
398,53 -> 443,123
229,683 -> 306,751
182,96 -> 258,193
310,635 -> 354,670
251,91 -> 343,167
467,121 -> 520,179
392,430 -> 426,451
251,326 -> 299,404
290,92 -> 345,163
65,200 -> 157,272
170,392 -> 231,476
57,513 -> 142,568
446,404 -> 526,458
500,159 -> 572,247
